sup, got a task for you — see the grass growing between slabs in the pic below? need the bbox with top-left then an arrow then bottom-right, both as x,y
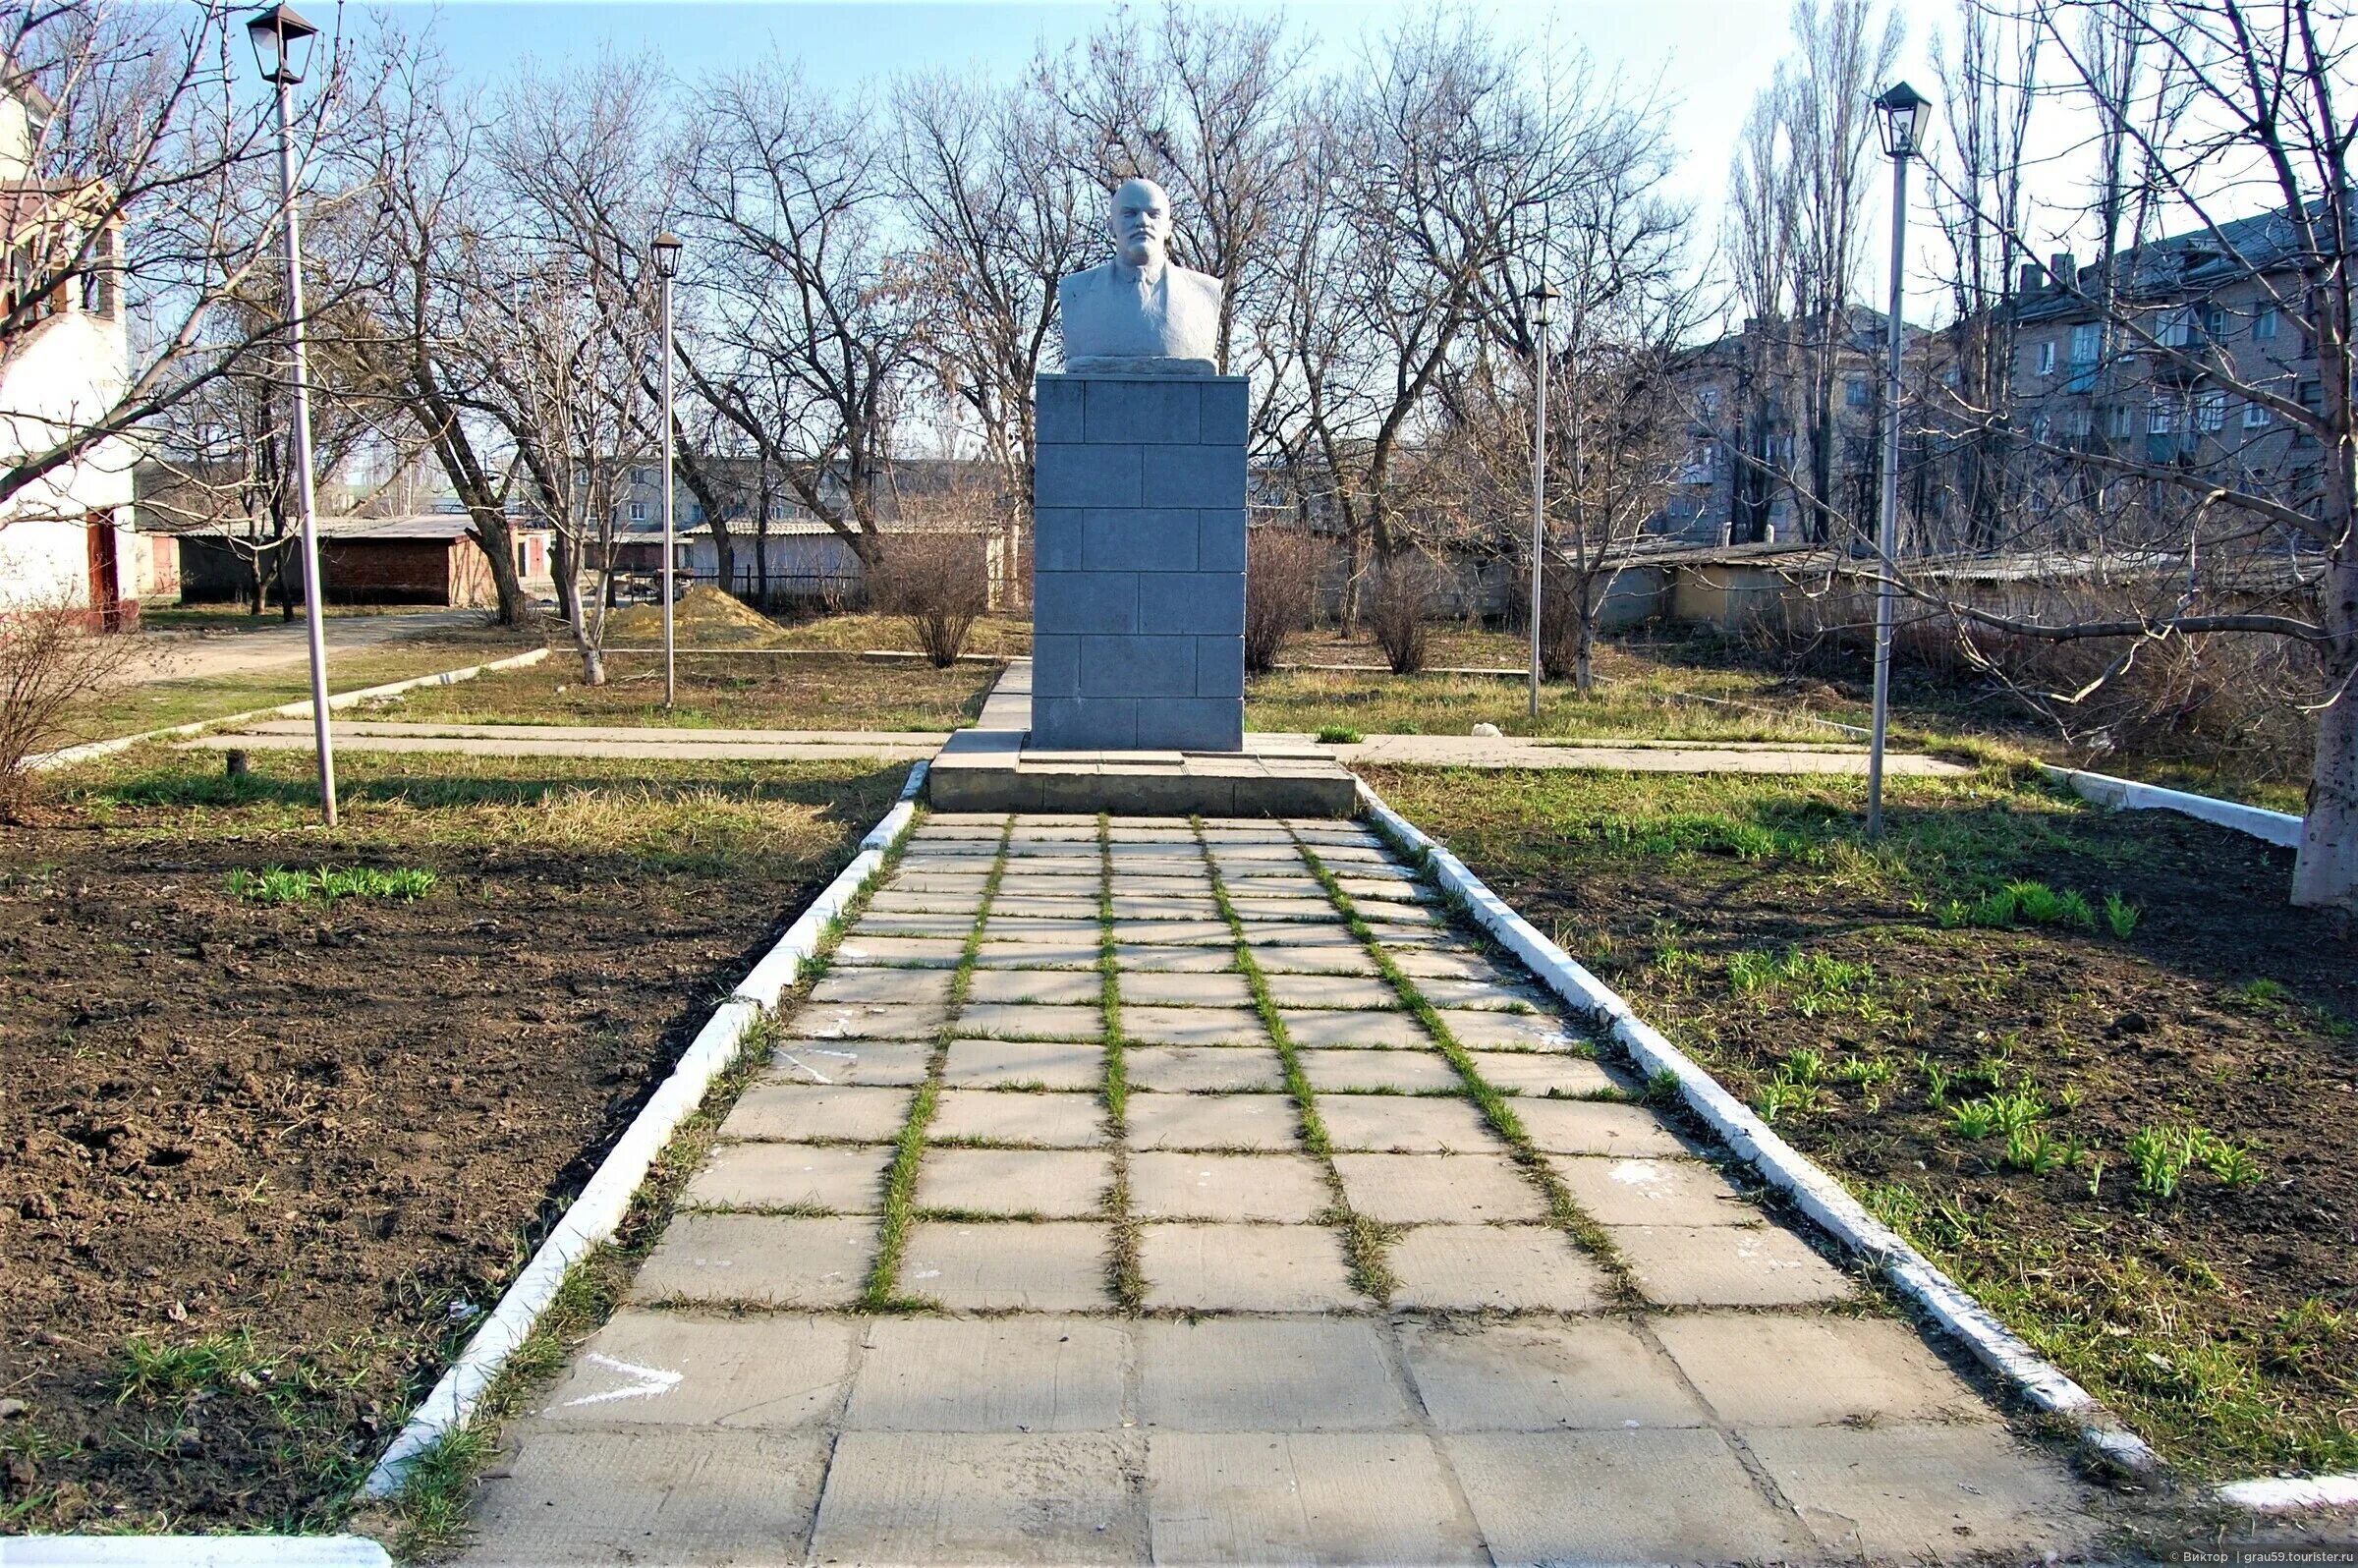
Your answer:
1364,760 -> 2358,1481
0,745 -> 906,1533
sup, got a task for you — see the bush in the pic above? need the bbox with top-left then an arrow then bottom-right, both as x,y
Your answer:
870,532 -> 989,668
0,595 -> 142,816
1368,558 -> 1436,675
1245,528 -> 1322,674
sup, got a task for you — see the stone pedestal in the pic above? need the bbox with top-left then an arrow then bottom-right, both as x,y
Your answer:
1031,372 -> 1247,752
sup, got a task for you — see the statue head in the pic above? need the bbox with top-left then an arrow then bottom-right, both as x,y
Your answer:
1110,177 -> 1173,269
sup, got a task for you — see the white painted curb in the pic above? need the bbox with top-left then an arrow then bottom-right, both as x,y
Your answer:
359,759 -> 928,1498
2216,1473 -> 2358,1512
2038,763 -> 2302,850
26,647 -> 552,773
0,1540 -> 389,1567
1352,776 -> 2162,1476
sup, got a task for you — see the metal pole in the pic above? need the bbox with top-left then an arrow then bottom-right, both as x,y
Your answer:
1530,319 -> 1548,720
660,267 -> 676,710
275,73 -> 336,827
1867,145 -> 1908,841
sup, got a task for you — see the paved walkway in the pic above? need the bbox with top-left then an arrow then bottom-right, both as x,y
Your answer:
1333,732 -> 1969,775
458,813 -> 2106,1566
182,719 -> 945,763
133,610 -> 494,681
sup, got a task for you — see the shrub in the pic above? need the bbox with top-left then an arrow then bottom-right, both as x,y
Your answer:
1245,528 -> 1321,674
870,532 -> 989,668
0,594 -> 143,816
1367,558 -> 1436,675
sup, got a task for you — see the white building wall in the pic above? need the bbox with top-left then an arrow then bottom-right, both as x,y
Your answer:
0,299 -> 135,612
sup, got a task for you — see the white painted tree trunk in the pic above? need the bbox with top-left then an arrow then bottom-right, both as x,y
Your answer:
2292,550 -> 2356,909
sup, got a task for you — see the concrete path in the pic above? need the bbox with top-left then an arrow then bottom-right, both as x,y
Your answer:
1333,732 -> 1970,775
457,813 -> 2108,1566
181,719 -> 945,764
132,610 -> 494,682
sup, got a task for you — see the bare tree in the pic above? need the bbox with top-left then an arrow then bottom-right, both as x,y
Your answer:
1914,0 -> 2357,909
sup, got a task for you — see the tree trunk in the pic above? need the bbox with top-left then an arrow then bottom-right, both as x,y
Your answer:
2292,550 -> 2356,909
549,532 -> 606,687
1574,609 -> 1597,698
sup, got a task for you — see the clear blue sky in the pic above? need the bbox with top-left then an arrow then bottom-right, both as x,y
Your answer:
351,0 -> 1959,311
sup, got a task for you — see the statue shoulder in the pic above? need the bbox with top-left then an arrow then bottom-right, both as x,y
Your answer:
1172,264 -> 1223,305
1059,261 -> 1116,298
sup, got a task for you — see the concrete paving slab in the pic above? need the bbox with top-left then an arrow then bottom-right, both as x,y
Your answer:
967,940 -> 1103,970
833,935 -> 968,968
1332,1152 -> 1547,1224
965,968 -> 1102,1006
1138,1222 -> 1366,1312
1411,978 -> 1551,1011
719,1084 -> 913,1144
989,896 -> 1102,921
902,1221 -> 1113,1311
869,891 -> 991,918
1126,1045 -> 1284,1092
1464,1051 -> 1623,1099
1384,1224 -> 1611,1312
1224,895 -> 1336,920
1128,1151 -> 1329,1221
1248,944 -> 1378,976
1279,1009 -> 1432,1049
1549,1155 -> 1757,1225
767,1039 -> 931,1088
1109,897 -> 1227,921
1384,948 -> 1516,983
810,1431 -> 1148,1565
1239,924 -> 1361,949
1399,1319 -> 1708,1431
1510,1098 -> 1694,1157
460,1428 -> 829,1566
1744,1423 -> 2099,1561
686,1143 -> 891,1213
1112,943 -> 1237,973
1124,1092 -> 1302,1151
982,917 -> 1102,943
917,1148 -> 1112,1218
1139,1319 -> 1415,1430
1146,1432 -> 1486,1567
841,1316 -> 1128,1431
855,913 -> 978,939
1430,1008 -> 1583,1051
942,1038 -> 1104,1090
1263,973 -> 1402,1010
1652,1312 -> 1998,1428
1120,1005 -> 1269,1045
796,1001 -> 950,1040
1108,917 -> 1234,944
1606,1224 -> 1856,1308
930,1090 -> 1109,1148
812,969 -> 958,1006
1318,1095 -> 1493,1153
630,1214 -> 876,1307
956,1002 -> 1105,1041
1442,1428 -> 1815,1566
1299,1049 -> 1464,1094
1115,970 -> 1254,1008
532,1312 -> 858,1428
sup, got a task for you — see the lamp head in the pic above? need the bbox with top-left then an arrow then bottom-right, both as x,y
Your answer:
1524,281 -> 1559,330
1875,81 -> 1930,158
246,3 -> 320,85
651,231 -> 683,281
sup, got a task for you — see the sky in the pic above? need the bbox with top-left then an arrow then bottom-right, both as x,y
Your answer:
346,0 -> 1966,317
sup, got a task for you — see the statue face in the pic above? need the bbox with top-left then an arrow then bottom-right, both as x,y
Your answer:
1111,178 -> 1172,267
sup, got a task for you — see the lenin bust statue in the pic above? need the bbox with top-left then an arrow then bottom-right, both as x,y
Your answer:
1057,177 -> 1220,374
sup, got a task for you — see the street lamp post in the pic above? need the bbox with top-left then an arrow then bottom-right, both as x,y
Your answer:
247,4 -> 335,826
651,231 -> 682,710
1867,81 -> 1929,842
1525,281 -> 1557,721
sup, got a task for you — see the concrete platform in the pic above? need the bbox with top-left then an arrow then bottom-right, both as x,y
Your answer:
929,660 -> 1357,816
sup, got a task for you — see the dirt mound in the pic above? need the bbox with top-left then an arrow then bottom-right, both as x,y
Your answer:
605,587 -> 785,648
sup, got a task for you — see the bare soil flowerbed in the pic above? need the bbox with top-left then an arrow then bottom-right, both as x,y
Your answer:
1366,762 -> 2357,1480
0,752 -> 902,1530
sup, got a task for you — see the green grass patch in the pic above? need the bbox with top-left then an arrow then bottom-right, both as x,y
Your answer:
227,865 -> 439,903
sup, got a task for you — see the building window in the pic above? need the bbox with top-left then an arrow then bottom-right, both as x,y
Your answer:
2242,398 -> 2271,428
1696,387 -> 1720,421
2254,305 -> 2279,340
2035,341 -> 2056,376
629,501 -> 647,522
630,467 -> 650,486
2030,412 -> 2051,442
2149,397 -> 2179,434
2195,390 -> 2226,432
1845,376 -> 1871,408
2067,406 -> 2094,437
2157,307 -> 2195,348
2201,305 -> 2226,343
2109,403 -> 2134,437
2069,324 -> 2101,364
